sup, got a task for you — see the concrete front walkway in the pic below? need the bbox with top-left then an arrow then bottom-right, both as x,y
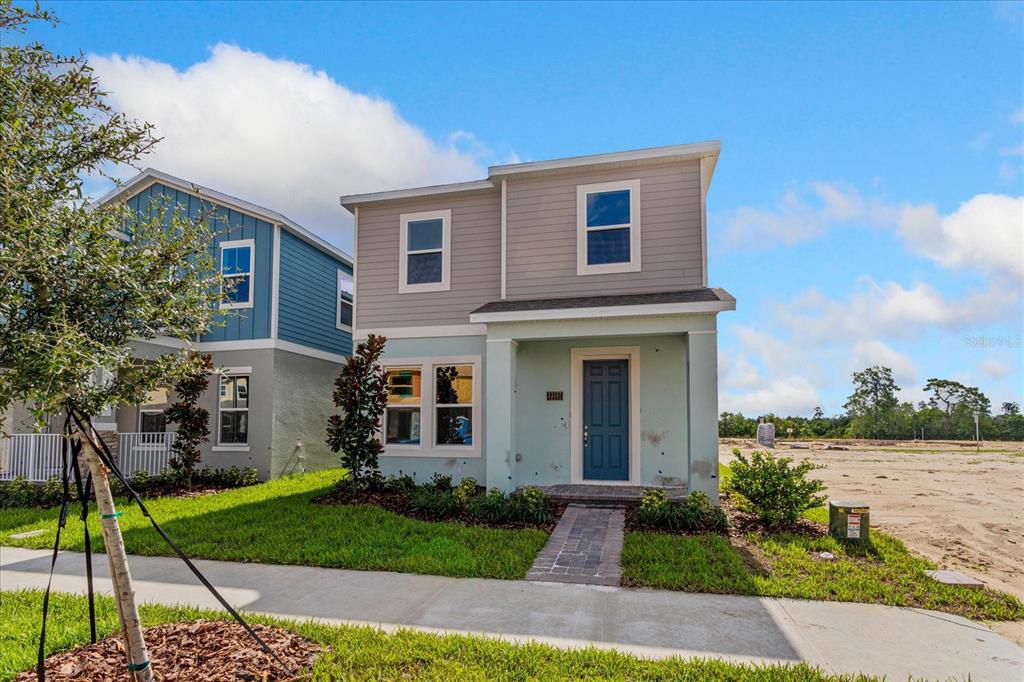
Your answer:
2,546 -> 1020,681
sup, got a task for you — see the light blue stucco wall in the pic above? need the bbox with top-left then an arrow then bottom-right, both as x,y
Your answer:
514,334 -> 690,488
278,229 -> 353,356
125,182 -> 274,342
375,335 -> 487,484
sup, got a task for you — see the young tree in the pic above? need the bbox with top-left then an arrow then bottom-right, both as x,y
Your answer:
326,334 -> 388,493
1,5 -> 224,677
164,353 -> 213,485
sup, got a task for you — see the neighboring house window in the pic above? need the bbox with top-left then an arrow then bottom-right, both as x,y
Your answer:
434,364 -> 473,446
336,269 -> 354,330
139,388 -> 169,433
218,374 -> 249,444
399,209 -> 451,293
576,181 -> 641,275
385,368 -> 421,444
139,411 -> 166,433
220,239 -> 254,308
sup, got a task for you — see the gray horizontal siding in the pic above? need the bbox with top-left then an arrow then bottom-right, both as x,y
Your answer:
278,230 -> 353,356
505,160 -> 704,299
356,190 -> 501,328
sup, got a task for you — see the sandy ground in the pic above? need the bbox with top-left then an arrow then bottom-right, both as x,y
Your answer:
721,438 -> 1024,643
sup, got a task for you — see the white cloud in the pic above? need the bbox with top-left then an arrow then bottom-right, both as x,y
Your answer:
715,182 -> 895,252
851,339 -> 917,386
1013,108 -> 1024,126
978,358 -> 1013,380
716,182 -> 1023,282
776,278 -> 1017,343
897,194 -> 1024,281
88,44 -> 491,249
721,376 -> 821,416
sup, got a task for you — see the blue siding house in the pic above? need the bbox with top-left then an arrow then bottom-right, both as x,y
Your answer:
95,169 -> 354,479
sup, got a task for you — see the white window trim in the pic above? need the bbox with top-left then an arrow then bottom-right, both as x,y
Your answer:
381,354 -> 481,458
576,180 -> 641,276
138,409 -> 167,432
398,209 -> 451,294
217,372 -> 250,448
219,238 -> 255,310
336,269 -> 354,331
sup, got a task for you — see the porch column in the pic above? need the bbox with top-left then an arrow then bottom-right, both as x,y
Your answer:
687,329 -> 720,502
484,338 -> 517,492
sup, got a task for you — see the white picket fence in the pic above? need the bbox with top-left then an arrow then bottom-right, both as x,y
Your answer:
0,432 -> 175,482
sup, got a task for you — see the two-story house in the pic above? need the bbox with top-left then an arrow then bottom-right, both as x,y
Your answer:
340,141 -> 735,498
1,169 -> 354,481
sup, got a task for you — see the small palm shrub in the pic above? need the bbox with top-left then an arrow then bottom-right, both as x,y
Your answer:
408,486 -> 460,518
468,488 -> 512,524
729,450 -> 827,528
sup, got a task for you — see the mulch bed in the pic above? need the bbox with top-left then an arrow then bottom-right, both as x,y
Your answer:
313,488 -> 565,532
624,494 -> 828,540
19,620 -> 320,681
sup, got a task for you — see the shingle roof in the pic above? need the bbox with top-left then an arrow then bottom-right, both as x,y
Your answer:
470,288 -> 734,315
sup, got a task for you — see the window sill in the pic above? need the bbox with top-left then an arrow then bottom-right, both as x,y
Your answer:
212,445 -> 250,452
220,302 -> 254,310
397,281 -> 450,294
382,446 -> 481,459
577,261 -> 642,276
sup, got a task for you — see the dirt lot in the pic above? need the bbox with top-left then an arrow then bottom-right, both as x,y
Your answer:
721,438 -> 1024,603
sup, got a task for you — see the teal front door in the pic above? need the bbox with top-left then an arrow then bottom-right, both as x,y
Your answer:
583,359 -> 629,481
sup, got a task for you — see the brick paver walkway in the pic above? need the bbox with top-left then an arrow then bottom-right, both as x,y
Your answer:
525,505 -> 624,586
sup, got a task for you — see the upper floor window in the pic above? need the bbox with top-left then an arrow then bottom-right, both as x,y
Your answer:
576,181 -> 641,276
220,239 -> 254,308
399,209 -> 451,293
336,269 -> 354,330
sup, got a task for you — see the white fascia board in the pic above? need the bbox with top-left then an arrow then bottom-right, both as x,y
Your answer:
488,141 -> 721,178
95,168 -> 352,266
354,324 -> 487,341
469,299 -> 736,324
339,180 -> 495,212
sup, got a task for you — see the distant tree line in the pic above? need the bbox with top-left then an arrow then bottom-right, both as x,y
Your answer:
720,366 -> 1024,441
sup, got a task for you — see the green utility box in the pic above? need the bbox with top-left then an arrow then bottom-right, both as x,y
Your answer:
829,500 -> 870,541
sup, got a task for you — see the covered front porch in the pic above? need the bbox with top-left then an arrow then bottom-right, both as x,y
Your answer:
474,300 -> 728,499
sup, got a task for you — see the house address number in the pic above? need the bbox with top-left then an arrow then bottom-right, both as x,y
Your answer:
546,391 -> 564,401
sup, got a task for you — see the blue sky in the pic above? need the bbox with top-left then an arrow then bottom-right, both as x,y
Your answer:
23,1 -> 1024,416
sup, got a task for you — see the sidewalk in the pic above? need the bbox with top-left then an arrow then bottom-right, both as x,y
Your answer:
2,546 -> 1020,681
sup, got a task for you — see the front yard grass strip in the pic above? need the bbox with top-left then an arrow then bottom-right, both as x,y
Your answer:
0,470 -> 547,580
1,589 -> 877,681
621,521 -> 1024,622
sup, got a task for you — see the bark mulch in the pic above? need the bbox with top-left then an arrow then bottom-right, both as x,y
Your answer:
19,620 -> 320,681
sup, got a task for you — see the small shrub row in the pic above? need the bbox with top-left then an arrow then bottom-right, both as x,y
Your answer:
728,448 -> 827,528
0,465 -> 260,509
633,489 -> 728,533
337,473 -> 557,528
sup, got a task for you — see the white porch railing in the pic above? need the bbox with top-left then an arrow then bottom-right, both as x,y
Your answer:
0,434 -> 66,481
116,432 -> 176,477
0,432 -> 176,482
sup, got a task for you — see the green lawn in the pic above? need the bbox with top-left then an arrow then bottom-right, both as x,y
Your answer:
0,471 -> 547,580
623,466 -> 1023,621
1,589 -> 877,682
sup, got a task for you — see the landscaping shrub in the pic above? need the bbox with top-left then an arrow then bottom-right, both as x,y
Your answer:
380,473 -> 417,495
467,488 -> 512,524
634,489 -> 727,532
511,486 -> 554,525
429,472 -> 453,491
2,466 -> 261,508
408,485 -> 460,518
729,449 -> 827,528
453,477 -> 479,505
0,477 -> 42,508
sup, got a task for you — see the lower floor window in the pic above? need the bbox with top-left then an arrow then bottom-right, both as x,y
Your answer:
219,375 -> 249,445
139,410 -> 167,433
381,359 -> 478,452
